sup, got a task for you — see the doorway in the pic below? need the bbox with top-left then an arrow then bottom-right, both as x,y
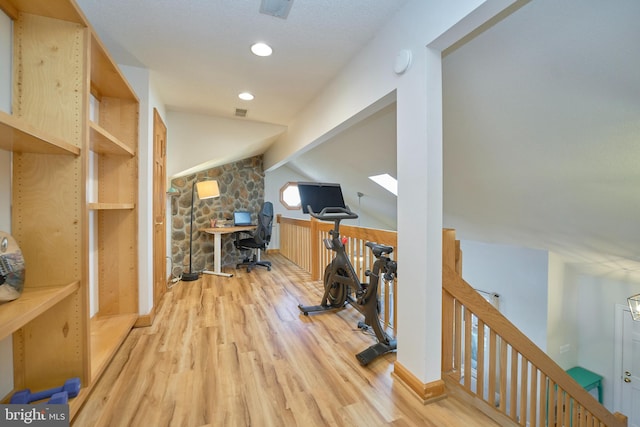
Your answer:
614,304 -> 640,427
153,109 -> 168,309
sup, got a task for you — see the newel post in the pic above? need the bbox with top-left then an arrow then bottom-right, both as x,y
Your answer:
441,229 -> 458,374
614,412 -> 628,426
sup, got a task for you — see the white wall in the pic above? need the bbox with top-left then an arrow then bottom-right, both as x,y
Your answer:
166,111 -> 286,179
459,239 -> 550,350
575,271 -> 640,409
0,8 -> 12,399
120,66 -> 166,317
547,253 -> 579,368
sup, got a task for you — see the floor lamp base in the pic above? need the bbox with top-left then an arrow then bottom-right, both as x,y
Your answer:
181,271 -> 199,281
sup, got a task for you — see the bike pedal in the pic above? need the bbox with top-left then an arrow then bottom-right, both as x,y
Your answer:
355,342 -> 395,366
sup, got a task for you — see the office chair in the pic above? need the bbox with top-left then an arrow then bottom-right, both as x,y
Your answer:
234,201 -> 273,272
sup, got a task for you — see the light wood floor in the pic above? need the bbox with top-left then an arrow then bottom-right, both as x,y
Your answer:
73,254 -> 499,426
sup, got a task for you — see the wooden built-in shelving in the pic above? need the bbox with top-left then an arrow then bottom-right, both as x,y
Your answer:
89,121 -> 135,156
89,34 -> 138,100
88,202 -> 136,210
90,314 -> 138,381
0,282 -> 79,342
0,110 -> 80,156
3,0 -> 140,419
0,0 -> 85,23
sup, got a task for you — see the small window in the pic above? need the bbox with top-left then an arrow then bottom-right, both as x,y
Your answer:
280,182 -> 301,210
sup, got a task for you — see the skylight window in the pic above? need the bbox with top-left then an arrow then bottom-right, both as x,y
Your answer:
369,173 -> 397,196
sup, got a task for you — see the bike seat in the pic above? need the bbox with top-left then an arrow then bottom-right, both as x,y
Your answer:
366,242 -> 394,257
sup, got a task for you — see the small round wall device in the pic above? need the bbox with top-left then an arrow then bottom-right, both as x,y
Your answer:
394,49 -> 412,75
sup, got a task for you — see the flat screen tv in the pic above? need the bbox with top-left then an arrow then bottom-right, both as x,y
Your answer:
297,182 -> 346,214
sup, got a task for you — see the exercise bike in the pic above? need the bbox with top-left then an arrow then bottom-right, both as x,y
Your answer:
298,205 -> 398,366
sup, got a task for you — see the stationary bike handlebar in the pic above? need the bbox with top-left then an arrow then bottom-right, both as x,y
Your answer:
307,205 -> 359,221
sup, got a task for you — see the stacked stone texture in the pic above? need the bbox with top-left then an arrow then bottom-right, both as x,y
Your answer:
170,155 -> 265,277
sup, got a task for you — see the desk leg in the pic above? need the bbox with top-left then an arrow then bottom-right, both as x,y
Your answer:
598,383 -> 602,404
203,232 -> 233,277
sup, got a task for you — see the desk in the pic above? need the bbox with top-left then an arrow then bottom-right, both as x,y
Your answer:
566,366 -> 603,404
200,226 -> 255,277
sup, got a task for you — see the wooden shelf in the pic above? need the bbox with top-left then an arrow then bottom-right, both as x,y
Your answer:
90,314 -> 138,382
89,121 -> 135,156
0,282 -> 80,341
0,110 -> 80,156
88,202 -> 136,210
0,0 -> 85,23
90,34 -> 138,101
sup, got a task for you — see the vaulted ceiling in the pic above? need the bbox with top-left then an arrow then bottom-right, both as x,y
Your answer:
76,0 -> 640,273
443,0 -> 640,274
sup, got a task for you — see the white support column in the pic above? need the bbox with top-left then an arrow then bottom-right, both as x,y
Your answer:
394,45 -> 445,401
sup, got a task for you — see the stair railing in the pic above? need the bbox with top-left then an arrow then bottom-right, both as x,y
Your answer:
278,215 -> 397,331
442,230 -> 627,427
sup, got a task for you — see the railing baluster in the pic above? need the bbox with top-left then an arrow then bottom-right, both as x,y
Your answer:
488,330 -> 497,408
555,384 -> 566,426
563,389 -> 571,427
454,299 -> 462,378
510,346 -> 518,420
477,318 -> 485,400
499,338 -> 508,412
530,366 -> 537,427
538,372 -> 546,427
520,356 -> 528,426
464,307 -> 472,390
548,377 -> 556,427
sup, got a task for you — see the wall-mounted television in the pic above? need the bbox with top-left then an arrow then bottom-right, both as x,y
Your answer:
297,182 -> 346,214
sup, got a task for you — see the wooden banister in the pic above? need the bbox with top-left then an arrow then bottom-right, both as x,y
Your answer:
442,229 -> 627,427
279,220 -> 627,426
279,216 -> 397,331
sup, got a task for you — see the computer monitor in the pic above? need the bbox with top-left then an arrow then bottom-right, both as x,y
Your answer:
233,210 -> 252,226
297,182 -> 346,214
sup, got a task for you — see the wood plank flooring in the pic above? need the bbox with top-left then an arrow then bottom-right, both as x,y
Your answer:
73,254 -> 499,426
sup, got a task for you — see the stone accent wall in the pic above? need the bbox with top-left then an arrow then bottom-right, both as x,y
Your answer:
170,155 -> 265,277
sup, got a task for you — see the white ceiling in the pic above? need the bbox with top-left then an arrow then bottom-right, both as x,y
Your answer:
75,0 -> 408,125
76,0 -> 640,274
443,0 -> 640,274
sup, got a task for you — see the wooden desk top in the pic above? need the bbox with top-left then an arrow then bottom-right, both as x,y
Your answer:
200,225 -> 255,235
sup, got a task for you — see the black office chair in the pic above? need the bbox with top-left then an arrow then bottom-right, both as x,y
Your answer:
234,201 -> 273,272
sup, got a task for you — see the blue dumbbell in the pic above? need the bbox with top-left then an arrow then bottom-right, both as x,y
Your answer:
10,377 -> 80,404
47,391 -> 68,404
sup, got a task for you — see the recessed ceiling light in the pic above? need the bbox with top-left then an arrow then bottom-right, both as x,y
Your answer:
238,92 -> 254,101
251,42 -> 273,57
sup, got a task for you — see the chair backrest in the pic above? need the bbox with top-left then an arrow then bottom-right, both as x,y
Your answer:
253,201 -> 273,247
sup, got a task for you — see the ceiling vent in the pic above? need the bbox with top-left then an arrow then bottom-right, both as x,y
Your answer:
235,108 -> 248,118
260,0 -> 293,19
